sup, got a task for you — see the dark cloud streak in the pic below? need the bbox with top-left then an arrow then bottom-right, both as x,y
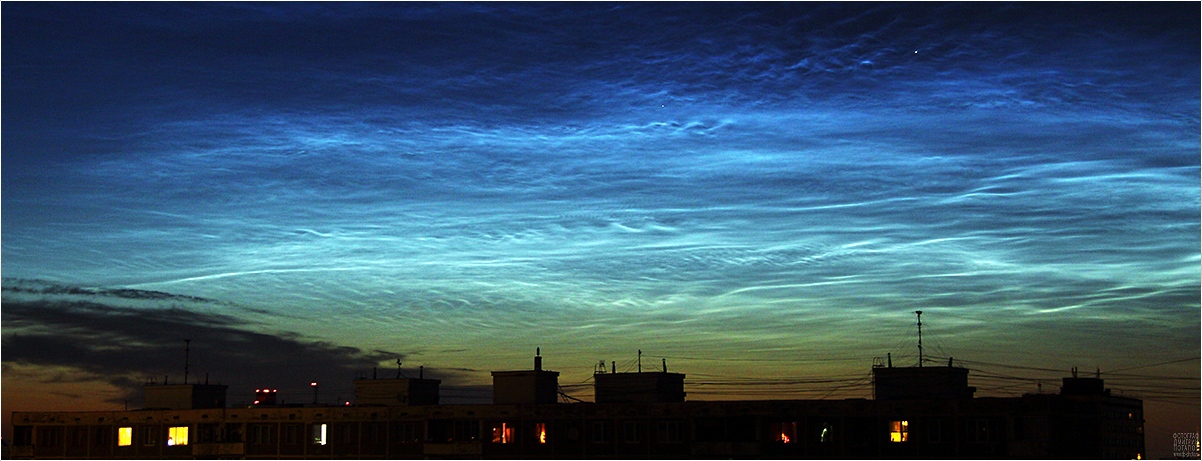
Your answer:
1,294 -> 465,405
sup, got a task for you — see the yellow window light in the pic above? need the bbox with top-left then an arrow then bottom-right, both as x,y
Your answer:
889,420 -> 908,443
118,427 -> 133,447
167,427 -> 188,446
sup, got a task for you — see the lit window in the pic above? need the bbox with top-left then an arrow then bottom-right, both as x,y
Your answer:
167,426 -> 189,446
312,423 -> 327,445
118,427 -> 133,447
772,422 -> 797,444
889,420 -> 908,442
535,423 -> 547,444
491,423 -> 514,444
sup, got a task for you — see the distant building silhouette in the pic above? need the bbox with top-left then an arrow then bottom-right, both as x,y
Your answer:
491,349 -> 559,405
9,349 -> 1144,459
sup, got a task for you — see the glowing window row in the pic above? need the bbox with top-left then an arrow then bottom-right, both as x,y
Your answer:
489,422 -> 546,444
116,426 -> 188,447
111,420 -> 914,446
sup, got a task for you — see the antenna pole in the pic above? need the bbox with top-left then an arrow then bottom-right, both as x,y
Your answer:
915,311 -> 923,367
184,339 -> 191,384
637,349 -> 642,373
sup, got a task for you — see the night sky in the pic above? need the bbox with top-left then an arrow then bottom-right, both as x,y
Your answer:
2,2 -> 1198,457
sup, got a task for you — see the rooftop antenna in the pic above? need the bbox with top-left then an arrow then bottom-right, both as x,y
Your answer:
662,358 -> 667,373
915,311 -> 924,367
638,349 -> 642,373
396,359 -> 403,379
420,365 -> 424,379
184,339 -> 191,384
535,348 -> 543,371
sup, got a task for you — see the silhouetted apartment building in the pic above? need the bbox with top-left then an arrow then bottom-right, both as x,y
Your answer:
9,352 -> 1144,459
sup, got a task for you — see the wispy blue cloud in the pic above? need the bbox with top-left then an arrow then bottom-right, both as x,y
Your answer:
3,3 -> 1196,398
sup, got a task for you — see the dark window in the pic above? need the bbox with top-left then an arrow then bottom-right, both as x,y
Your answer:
846,418 -> 872,446
453,421 -> 479,442
697,418 -> 725,441
1013,417 -> 1026,441
365,423 -> 380,444
623,421 -> 640,443
972,420 -> 990,443
198,424 -> 217,444
13,426 -> 33,446
68,426 -> 87,447
222,423 -> 244,443
39,427 -> 63,448
657,421 -> 681,443
250,425 -> 273,445
927,420 -> 943,443
338,424 -> 353,444
92,426 -> 111,447
393,422 -> 422,443
282,424 -> 298,445
591,421 -> 608,443
428,420 -> 452,442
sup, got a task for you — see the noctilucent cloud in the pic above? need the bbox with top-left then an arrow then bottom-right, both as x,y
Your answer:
2,3 -> 1198,452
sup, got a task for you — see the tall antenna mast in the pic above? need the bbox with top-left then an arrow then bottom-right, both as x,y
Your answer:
184,339 -> 191,384
915,311 -> 923,367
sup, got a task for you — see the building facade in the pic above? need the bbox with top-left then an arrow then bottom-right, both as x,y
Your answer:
9,354 -> 1144,459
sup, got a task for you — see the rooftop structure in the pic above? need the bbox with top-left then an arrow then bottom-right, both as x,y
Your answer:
142,383 -> 228,411
491,348 -> 560,405
593,356 -> 686,404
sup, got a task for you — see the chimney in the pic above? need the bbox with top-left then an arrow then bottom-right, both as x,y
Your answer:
534,348 -> 542,371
